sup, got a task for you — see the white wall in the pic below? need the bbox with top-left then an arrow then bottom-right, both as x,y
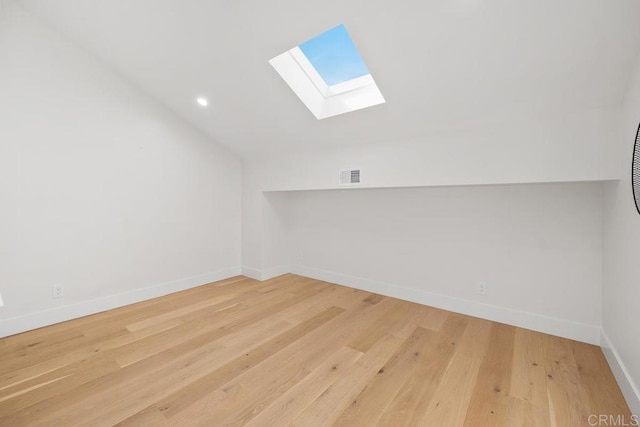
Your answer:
284,183 -> 603,343
0,3 -> 241,336
241,102 -> 621,284
250,104 -> 622,193
602,57 -> 640,415
240,165 -> 290,280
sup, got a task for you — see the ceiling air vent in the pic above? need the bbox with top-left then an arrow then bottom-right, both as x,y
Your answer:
339,169 -> 361,186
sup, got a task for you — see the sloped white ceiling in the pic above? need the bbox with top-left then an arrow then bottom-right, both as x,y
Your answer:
18,0 -> 640,156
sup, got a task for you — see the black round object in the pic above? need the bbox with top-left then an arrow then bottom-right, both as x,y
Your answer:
634,122 -> 640,215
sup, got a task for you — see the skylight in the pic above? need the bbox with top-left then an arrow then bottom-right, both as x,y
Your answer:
298,25 -> 370,86
270,24 -> 385,120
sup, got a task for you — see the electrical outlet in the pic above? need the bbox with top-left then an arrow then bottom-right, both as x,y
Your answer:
478,282 -> 487,296
52,285 -> 64,299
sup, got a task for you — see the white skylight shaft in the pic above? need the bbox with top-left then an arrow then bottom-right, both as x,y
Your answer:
270,49 -> 385,119
270,25 -> 385,120
289,47 -> 331,97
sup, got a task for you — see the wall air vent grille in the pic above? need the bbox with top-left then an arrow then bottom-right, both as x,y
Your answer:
339,169 -> 361,186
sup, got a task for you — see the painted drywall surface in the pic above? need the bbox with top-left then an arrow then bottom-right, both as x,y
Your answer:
241,165 -> 264,275
0,4 -> 241,323
285,183 -> 603,330
261,192 -> 291,276
241,101 -> 620,286
602,56 -> 640,414
240,166 -> 290,280
247,103 -> 622,193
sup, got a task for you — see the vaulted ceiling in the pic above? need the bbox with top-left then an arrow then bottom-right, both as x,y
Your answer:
19,0 -> 640,156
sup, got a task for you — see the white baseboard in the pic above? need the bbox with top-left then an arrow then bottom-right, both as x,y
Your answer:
290,264 -> 601,345
241,265 -> 289,281
261,265 -> 290,281
240,266 -> 263,280
601,330 -> 640,415
0,266 -> 242,338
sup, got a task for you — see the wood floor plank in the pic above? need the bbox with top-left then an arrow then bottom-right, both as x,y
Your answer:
376,330 -> 448,426
455,316 -> 493,359
417,351 -> 482,426
545,336 -> 604,427
418,304 -> 450,331
510,328 -> 552,427
333,327 -> 438,426
155,306 -> 344,418
463,322 -> 516,426
166,299 -> 398,425
0,354 -> 121,414
347,299 -> 408,351
292,333 -> 405,426
113,404 -> 170,427
571,340 -> 631,419
244,345 -> 363,426
377,316 -> 472,426
2,289 -> 324,424
271,283 -> 365,324
125,292 -> 240,332
0,274 -> 630,426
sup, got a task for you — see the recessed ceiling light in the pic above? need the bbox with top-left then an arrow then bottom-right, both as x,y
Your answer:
196,97 -> 209,107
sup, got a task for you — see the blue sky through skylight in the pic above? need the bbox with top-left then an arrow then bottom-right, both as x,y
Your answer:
299,24 -> 370,86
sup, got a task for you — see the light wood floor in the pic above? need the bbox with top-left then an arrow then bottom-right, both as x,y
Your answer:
0,274 -> 630,426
